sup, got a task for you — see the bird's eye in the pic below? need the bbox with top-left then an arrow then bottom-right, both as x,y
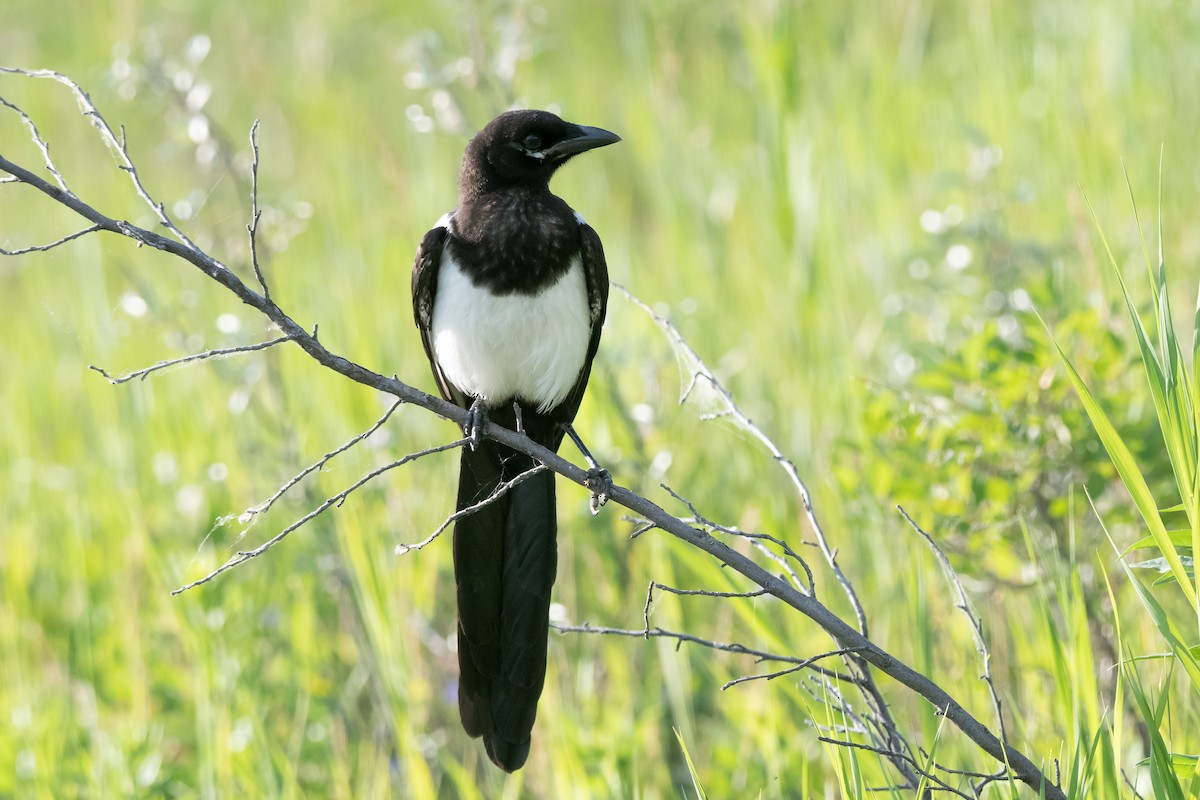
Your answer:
522,133 -> 542,151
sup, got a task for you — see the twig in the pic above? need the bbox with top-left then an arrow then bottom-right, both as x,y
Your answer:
616,285 -> 862,626
0,224 -> 102,255
650,581 -> 768,601
916,749 -> 1006,781
1,66 -> 200,251
899,506 -> 1010,749
659,483 -> 815,596
619,284 -> 915,776
246,119 -> 269,299
172,437 -> 468,594
1121,768 -> 1147,800
553,621 -> 854,682
816,737 -> 974,800
89,334 -> 296,384
0,94 -> 74,195
396,463 -> 550,554
722,647 -> 863,689
242,397 -> 403,521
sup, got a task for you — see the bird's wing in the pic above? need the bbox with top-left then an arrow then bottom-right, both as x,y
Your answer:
411,219 -> 458,404
549,221 -> 609,430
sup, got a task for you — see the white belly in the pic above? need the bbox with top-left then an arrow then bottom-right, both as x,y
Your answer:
431,251 -> 591,413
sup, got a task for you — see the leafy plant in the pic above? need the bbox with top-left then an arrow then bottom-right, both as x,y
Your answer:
1051,165 -> 1200,787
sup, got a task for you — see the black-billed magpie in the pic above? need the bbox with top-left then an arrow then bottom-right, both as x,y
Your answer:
411,109 -> 619,771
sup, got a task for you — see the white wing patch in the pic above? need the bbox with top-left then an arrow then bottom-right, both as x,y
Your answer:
431,251 -> 591,412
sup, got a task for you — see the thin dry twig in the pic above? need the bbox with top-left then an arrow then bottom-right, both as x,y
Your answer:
619,285 -> 918,777
649,580 -> 768,601
916,749 -> 1007,782
89,334 -> 296,384
396,463 -> 551,554
616,285 -> 861,623
1,66 -> 200,250
246,119 -> 269,299
553,621 -> 854,682
660,482 -> 815,596
243,397 -> 404,521
172,437 -> 468,594
722,647 -> 863,689
0,93 -> 74,195
1,224 -> 102,255
899,505 -> 1009,749
816,736 -> 974,800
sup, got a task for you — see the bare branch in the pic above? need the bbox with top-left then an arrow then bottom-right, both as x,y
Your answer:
246,119 -> 269,299
616,284 -> 868,632
899,505 -> 1009,748
619,284 -> 920,778
173,436 -> 468,594
243,398 -> 404,521
89,334 -> 296,384
0,224 -> 102,255
816,736 -> 975,799
722,647 -> 864,689
553,621 -> 854,682
396,463 -> 550,554
650,580 -> 768,601
0,66 -> 199,250
0,94 -> 74,195
660,482 -> 815,596
620,514 -> 660,539
916,749 -> 1007,781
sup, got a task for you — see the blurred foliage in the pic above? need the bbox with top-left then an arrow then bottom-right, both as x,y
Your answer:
837,166 -> 1175,577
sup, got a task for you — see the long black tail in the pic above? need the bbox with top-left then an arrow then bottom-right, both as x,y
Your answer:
453,438 -> 557,772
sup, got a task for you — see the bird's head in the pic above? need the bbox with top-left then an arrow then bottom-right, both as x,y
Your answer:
459,109 -> 620,196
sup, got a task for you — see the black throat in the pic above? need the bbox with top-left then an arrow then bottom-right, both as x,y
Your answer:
448,187 -> 579,296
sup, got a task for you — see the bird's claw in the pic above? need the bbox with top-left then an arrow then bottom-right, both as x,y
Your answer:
465,399 -> 488,451
584,467 -> 612,515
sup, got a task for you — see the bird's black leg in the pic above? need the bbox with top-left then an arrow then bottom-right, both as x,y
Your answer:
512,401 -> 526,435
561,422 -> 611,514
464,397 -> 489,451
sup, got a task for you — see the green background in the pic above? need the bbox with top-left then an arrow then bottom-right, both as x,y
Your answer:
3,0 -> 1200,797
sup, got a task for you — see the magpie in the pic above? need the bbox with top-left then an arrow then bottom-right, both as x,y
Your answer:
411,109 -> 619,771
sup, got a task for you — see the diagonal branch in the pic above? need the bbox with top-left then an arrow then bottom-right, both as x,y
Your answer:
89,334 -> 297,384
620,285 -> 913,771
0,224 -> 102,255
246,118 -> 269,299
1,66 -> 199,250
551,621 -> 855,683
242,398 -> 404,522
722,647 -> 864,690
899,505 -> 1010,749
172,436 -> 468,594
395,463 -> 551,554
0,94 -> 74,195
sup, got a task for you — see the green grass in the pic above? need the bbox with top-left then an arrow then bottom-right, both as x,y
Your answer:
4,0 -> 1200,797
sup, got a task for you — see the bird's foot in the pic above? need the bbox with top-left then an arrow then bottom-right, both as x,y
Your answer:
562,422 -> 611,514
464,398 -> 488,451
584,467 -> 612,515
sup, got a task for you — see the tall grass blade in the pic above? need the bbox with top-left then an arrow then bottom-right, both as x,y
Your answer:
673,728 -> 708,800
1050,334 -> 1196,603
